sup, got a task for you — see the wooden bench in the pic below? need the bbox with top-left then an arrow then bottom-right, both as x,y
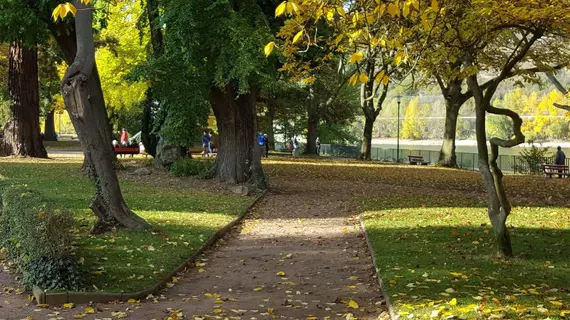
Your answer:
408,155 -> 428,165
541,164 -> 569,178
188,147 -> 217,158
114,146 -> 140,157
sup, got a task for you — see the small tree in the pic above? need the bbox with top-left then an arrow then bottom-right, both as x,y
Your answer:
512,142 -> 551,175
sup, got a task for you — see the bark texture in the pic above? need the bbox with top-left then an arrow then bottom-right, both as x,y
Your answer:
44,110 -> 58,141
265,96 -> 276,151
210,85 -> 267,189
0,41 -> 47,158
437,78 -> 468,168
360,72 -> 388,160
60,2 -> 150,233
141,0 -> 164,157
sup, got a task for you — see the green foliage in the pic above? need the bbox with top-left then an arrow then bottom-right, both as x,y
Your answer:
0,185 -> 83,290
23,255 -> 85,291
170,158 -> 215,179
513,142 -> 551,175
135,0 -> 276,145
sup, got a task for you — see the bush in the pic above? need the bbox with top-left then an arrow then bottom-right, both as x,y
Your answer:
512,142 -> 551,175
170,158 -> 215,179
0,185 -> 84,290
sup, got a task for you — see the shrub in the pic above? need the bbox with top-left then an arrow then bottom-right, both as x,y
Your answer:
513,142 -> 551,175
0,185 -> 84,290
170,158 -> 215,179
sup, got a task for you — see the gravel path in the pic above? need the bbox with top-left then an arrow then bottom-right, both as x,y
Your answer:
1,175 -> 388,320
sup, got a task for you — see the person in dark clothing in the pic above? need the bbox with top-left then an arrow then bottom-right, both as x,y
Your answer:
263,134 -> 269,157
555,146 -> 566,165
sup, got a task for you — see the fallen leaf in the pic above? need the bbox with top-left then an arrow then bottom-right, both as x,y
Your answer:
348,299 -> 359,309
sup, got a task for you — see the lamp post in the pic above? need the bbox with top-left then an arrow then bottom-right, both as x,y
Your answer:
396,95 -> 401,163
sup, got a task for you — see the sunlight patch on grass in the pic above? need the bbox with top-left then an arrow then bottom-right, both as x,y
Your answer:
362,194 -> 570,320
0,159 -> 251,292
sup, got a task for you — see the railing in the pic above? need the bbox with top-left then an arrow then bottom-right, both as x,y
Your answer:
281,143 -> 569,173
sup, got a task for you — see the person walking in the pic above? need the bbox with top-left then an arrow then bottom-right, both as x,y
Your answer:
293,136 -> 299,158
202,130 -> 211,157
120,128 -> 129,146
555,146 -> 566,165
257,130 -> 266,158
316,136 -> 321,155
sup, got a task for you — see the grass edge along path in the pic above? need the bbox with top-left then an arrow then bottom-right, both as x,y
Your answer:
0,160 -> 254,294
360,194 -> 570,320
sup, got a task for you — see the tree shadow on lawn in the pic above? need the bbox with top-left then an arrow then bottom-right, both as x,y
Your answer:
361,192 -> 570,319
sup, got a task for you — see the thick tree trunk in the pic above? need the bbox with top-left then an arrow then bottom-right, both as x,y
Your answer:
306,109 -> 318,155
44,110 -> 58,141
438,100 -> 460,167
210,85 -> 267,189
0,41 -> 47,158
60,2 -> 149,233
468,75 -> 513,257
361,115 -> 374,160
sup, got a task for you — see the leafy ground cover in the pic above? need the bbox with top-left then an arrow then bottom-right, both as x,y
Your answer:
0,158 -> 252,292
360,177 -> 570,319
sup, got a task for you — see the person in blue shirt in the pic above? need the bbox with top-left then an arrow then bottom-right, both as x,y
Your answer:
202,130 -> 211,157
555,146 -> 566,165
257,130 -> 266,158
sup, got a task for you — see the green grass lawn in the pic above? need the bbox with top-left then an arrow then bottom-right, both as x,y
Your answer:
0,159 -> 252,292
362,193 -> 570,319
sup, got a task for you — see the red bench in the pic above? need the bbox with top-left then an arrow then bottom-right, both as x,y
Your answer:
114,146 -> 140,157
542,164 -> 569,178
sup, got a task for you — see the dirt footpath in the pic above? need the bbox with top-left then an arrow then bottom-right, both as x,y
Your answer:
1,174 -> 388,320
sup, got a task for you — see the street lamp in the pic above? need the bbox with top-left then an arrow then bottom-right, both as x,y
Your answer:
396,95 -> 401,163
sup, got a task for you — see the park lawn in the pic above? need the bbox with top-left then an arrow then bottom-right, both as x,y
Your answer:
361,193 -> 570,320
0,158 -> 252,292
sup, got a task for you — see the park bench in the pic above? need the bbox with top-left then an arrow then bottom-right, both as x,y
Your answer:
188,147 -> 217,158
114,146 -> 140,157
541,164 -> 569,178
408,155 -> 428,165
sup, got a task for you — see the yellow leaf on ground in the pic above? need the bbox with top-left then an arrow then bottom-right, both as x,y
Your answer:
348,299 -> 359,309
449,298 -> 457,306
63,303 -> 74,309
268,307 -> 274,313
551,301 -> 563,307
254,287 -> 263,292
85,307 -> 95,314
276,271 -> 286,276
198,268 -> 205,273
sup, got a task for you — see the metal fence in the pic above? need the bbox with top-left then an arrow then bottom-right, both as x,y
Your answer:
317,144 -> 569,173
369,147 -> 570,172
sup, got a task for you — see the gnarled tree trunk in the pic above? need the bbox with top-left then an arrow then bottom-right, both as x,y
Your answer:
60,1 -> 149,233
0,41 -> 47,158
360,78 -> 388,161
210,84 -> 267,189
44,110 -> 58,141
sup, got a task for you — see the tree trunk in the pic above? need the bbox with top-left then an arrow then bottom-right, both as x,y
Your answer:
361,115 -> 374,160
210,84 -> 267,189
306,108 -> 318,155
468,75 -> 513,257
438,100 -> 460,167
60,1 -> 150,233
49,22 -> 115,172
266,97 -> 276,151
44,110 -> 58,141
141,89 -> 158,157
0,41 -> 47,158
140,0 -> 164,158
